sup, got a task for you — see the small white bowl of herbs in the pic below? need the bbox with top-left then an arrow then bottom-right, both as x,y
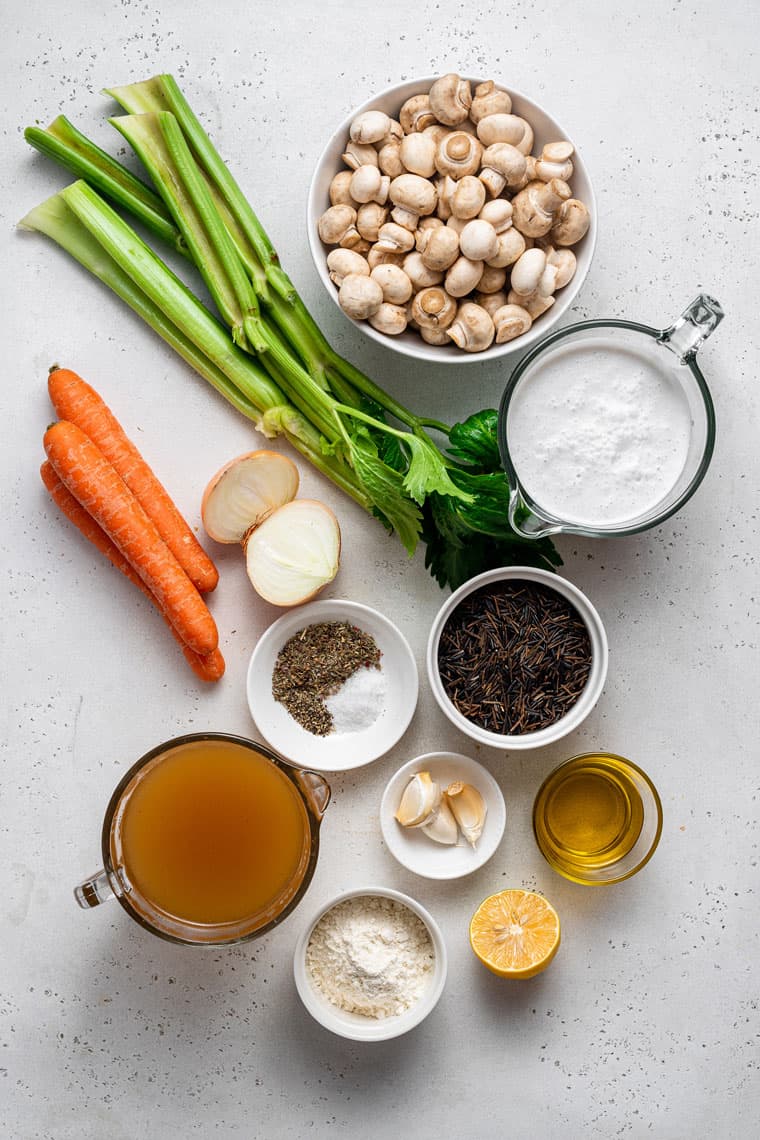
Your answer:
246,598 -> 419,772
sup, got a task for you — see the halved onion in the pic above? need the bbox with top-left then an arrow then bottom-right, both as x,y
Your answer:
202,450 -> 300,543
245,499 -> 341,606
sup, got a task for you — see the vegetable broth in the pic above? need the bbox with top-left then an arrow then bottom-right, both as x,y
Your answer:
112,739 -> 310,929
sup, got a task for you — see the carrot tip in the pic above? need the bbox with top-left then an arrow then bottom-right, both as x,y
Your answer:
48,363 -> 61,374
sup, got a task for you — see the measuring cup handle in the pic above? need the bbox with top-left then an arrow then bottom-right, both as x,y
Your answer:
658,294 -> 724,362
74,868 -> 115,909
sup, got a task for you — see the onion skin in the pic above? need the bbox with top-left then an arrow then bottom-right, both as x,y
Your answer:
201,450 -> 299,544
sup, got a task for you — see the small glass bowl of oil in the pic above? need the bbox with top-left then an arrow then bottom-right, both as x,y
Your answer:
532,752 -> 662,885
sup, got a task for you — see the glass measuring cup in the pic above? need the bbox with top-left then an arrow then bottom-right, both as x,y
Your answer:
74,733 -> 331,946
498,295 -> 723,539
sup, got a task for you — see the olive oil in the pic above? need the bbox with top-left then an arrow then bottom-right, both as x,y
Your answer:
533,754 -> 650,883
112,738 -> 310,931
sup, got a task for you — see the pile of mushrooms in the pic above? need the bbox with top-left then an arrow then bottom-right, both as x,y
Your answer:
317,74 -> 591,353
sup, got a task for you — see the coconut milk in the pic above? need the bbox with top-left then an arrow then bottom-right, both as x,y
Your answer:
506,339 -> 693,528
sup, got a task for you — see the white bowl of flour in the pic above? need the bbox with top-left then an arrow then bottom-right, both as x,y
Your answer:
294,887 -> 447,1041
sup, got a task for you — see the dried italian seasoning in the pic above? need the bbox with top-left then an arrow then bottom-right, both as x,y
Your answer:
272,621 -> 382,736
437,581 -> 592,735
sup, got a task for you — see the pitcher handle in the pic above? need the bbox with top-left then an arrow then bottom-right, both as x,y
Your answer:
74,868 -> 116,909
508,487 -> 561,540
657,294 -> 724,363
293,769 -> 331,822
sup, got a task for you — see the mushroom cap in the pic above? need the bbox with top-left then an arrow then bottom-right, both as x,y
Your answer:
429,73 -> 472,126
326,247 -> 370,286
450,175 -> 486,220
411,286 -> 458,330
459,218 -> 499,262
419,225 -> 461,271
469,80 -> 512,123
447,302 -> 495,352
350,109 -> 392,145
445,255 -> 485,298
435,131 -> 483,179
510,248 -> 548,296
368,302 -> 408,335
399,132 -> 437,178
318,204 -> 357,245
399,93 -> 436,133
370,263 -> 413,304
338,273 -> 384,319
389,173 -> 437,215
492,303 -> 533,343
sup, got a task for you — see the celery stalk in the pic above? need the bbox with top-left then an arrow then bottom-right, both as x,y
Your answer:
24,116 -> 185,255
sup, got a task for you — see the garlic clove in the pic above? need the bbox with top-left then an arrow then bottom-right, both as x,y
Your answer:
244,498 -> 341,606
395,771 -> 442,828
202,451 -> 299,544
421,796 -> 459,845
445,781 -> 487,847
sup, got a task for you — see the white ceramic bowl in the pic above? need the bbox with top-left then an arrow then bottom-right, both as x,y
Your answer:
308,75 -> 597,365
426,567 -> 608,750
380,751 -> 506,880
246,598 -> 418,772
293,886 -> 447,1041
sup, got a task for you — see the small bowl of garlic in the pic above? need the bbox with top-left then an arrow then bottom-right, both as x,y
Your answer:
380,751 -> 506,879
308,73 -> 596,362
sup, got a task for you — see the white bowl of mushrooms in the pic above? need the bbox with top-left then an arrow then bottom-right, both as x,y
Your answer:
308,74 -> 596,361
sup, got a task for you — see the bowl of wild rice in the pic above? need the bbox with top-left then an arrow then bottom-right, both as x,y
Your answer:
426,567 -> 608,749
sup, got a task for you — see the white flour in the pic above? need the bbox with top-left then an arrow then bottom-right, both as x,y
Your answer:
305,895 -> 435,1018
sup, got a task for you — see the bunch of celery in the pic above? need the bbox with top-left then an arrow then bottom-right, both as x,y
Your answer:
21,75 -> 560,588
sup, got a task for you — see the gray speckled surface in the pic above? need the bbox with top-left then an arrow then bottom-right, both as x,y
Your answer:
2,1 -> 758,1137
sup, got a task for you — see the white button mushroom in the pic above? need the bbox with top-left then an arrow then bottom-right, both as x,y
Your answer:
550,199 -> 591,246
341,140 -> 379,171
399,132 -> 437,178
368,302 -> 408,335
450,175 -> 486,220
389,173 -> 438,220
420,325 -> 450,345
356,201 -> 388,242
469,80 -> 512,123
434,132 -> 483,179
435,175 -> 456,220
446,302 -> 495,352
349,165 -> 390,205
374,221 -> 416,253
473,289 -> 509,318
509,248 -> 548,296
399,93 -> 436,133
418,225 -> 460,271
458,218 -> 499,262
545,246 -> 577,288
326,248 -> 370,287
479,143 -> 527,197
370,264 -> 413,304
486,227 -> 526,268
318,204 -> 359,246
350,109 -> 393,145
535,141 -> 575,183
403,251 -> 445,291
511,179 -> 572,237
478,198 -> 514,232
477,264 -> 508,294
411,286 -> 458,330
338,273 -> 384,320
367,245 -> 406,270
475,113 -> 528,147
377,140 -> 405,178
491,303 -> 533,343
507,287 -> 556,319
415,216 -> 445,250
329,170 -> 357,207
428,73 -> 472,126
444,255 -> 484,298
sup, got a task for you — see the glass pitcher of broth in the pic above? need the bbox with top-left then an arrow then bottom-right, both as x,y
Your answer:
74,733 -> 330,946
498,295 -> 723,539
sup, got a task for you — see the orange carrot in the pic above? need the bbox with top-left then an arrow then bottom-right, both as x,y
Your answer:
40,461 -> 225,683
48,366 -> 219,593
44,421 -> 218,656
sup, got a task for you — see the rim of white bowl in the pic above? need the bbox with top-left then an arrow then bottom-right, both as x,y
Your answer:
307,75 -> 598,365
426,567 -> 609,749
293,886 -> 448,1041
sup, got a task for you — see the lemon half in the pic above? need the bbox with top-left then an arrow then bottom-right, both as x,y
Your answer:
469,888 -> 561,979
